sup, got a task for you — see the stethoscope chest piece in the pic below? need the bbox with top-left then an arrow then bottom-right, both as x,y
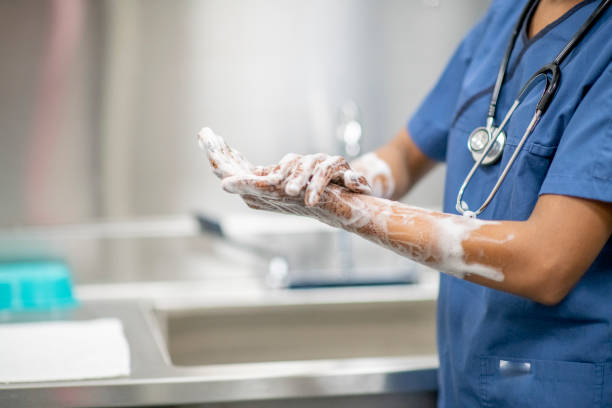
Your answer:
467,126 -> 506,165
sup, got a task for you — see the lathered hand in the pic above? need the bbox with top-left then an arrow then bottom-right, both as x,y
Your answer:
198,128 -> 371,206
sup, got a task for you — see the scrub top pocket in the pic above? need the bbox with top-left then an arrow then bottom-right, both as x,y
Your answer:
479,356 -> 603,408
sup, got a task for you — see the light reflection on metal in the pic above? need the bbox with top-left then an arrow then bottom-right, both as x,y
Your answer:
337,100 -> 362,159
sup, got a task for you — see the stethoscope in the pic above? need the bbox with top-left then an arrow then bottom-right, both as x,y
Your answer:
457,0 -> 611,217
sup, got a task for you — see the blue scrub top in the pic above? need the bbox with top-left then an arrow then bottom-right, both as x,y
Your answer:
407,0 -> 612,406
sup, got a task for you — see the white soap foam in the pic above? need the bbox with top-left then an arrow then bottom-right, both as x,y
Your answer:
351,153 -> 395,199
431,216 -> 504,281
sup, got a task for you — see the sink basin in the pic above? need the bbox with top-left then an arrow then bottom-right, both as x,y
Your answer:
157,299 -> 436,366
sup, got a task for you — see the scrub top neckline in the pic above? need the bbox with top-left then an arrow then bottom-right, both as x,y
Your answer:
520,0 -> 600,47
450,0 -> 601,129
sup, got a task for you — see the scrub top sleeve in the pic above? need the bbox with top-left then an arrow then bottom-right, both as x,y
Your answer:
539,64 -> 612,204
407,9 -> 492,163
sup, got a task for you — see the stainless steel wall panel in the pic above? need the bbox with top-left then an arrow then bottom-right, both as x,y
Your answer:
0,0 -> 489,227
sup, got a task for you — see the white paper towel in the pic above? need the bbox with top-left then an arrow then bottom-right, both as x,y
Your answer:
0,318 -> 130,383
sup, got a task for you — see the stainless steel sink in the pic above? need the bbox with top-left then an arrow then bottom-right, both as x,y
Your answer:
0,214 -> 439,407
157,299 -> 436,366
1,297 -> 438,407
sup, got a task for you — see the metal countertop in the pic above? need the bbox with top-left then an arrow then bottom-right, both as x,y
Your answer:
0,300 -> 438,407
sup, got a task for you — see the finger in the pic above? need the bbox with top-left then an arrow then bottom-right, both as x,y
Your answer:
221,174 -> 282,197
242,195 -> 277,211
339,169 -> 372,195
276,153 -> 302,178
278,152 -> 300,167
304,156 -> 347,206
252,165 -> 272,176
198,127 -> 253,178
198,127 -> 226,154
252,158 -> 293,176
198,128 -> 236,177
242,195 -> 299,216
251,153 -> 300,185
265,199 -> 308,217
284,154 -> 324,196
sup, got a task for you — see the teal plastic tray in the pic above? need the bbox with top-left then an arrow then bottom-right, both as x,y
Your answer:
0,261 -> 77,311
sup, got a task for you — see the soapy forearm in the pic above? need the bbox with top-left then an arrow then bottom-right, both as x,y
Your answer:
316,189 -> 612,305
239,182 -> 534,291
199,128 -> 532,291
306,187 -> 508,282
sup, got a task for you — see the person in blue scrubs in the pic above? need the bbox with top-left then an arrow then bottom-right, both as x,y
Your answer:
406,0 -> 612,406
203,0 -> 612,406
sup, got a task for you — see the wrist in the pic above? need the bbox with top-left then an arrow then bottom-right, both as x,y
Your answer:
312,186 -> 379,233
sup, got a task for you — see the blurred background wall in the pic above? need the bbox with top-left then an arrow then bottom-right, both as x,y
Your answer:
0,0 -> 489,228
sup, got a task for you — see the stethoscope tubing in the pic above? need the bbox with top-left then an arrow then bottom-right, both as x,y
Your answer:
457,70 -> 552,216
487,0 -> 537,121
456,109 -> 542,217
